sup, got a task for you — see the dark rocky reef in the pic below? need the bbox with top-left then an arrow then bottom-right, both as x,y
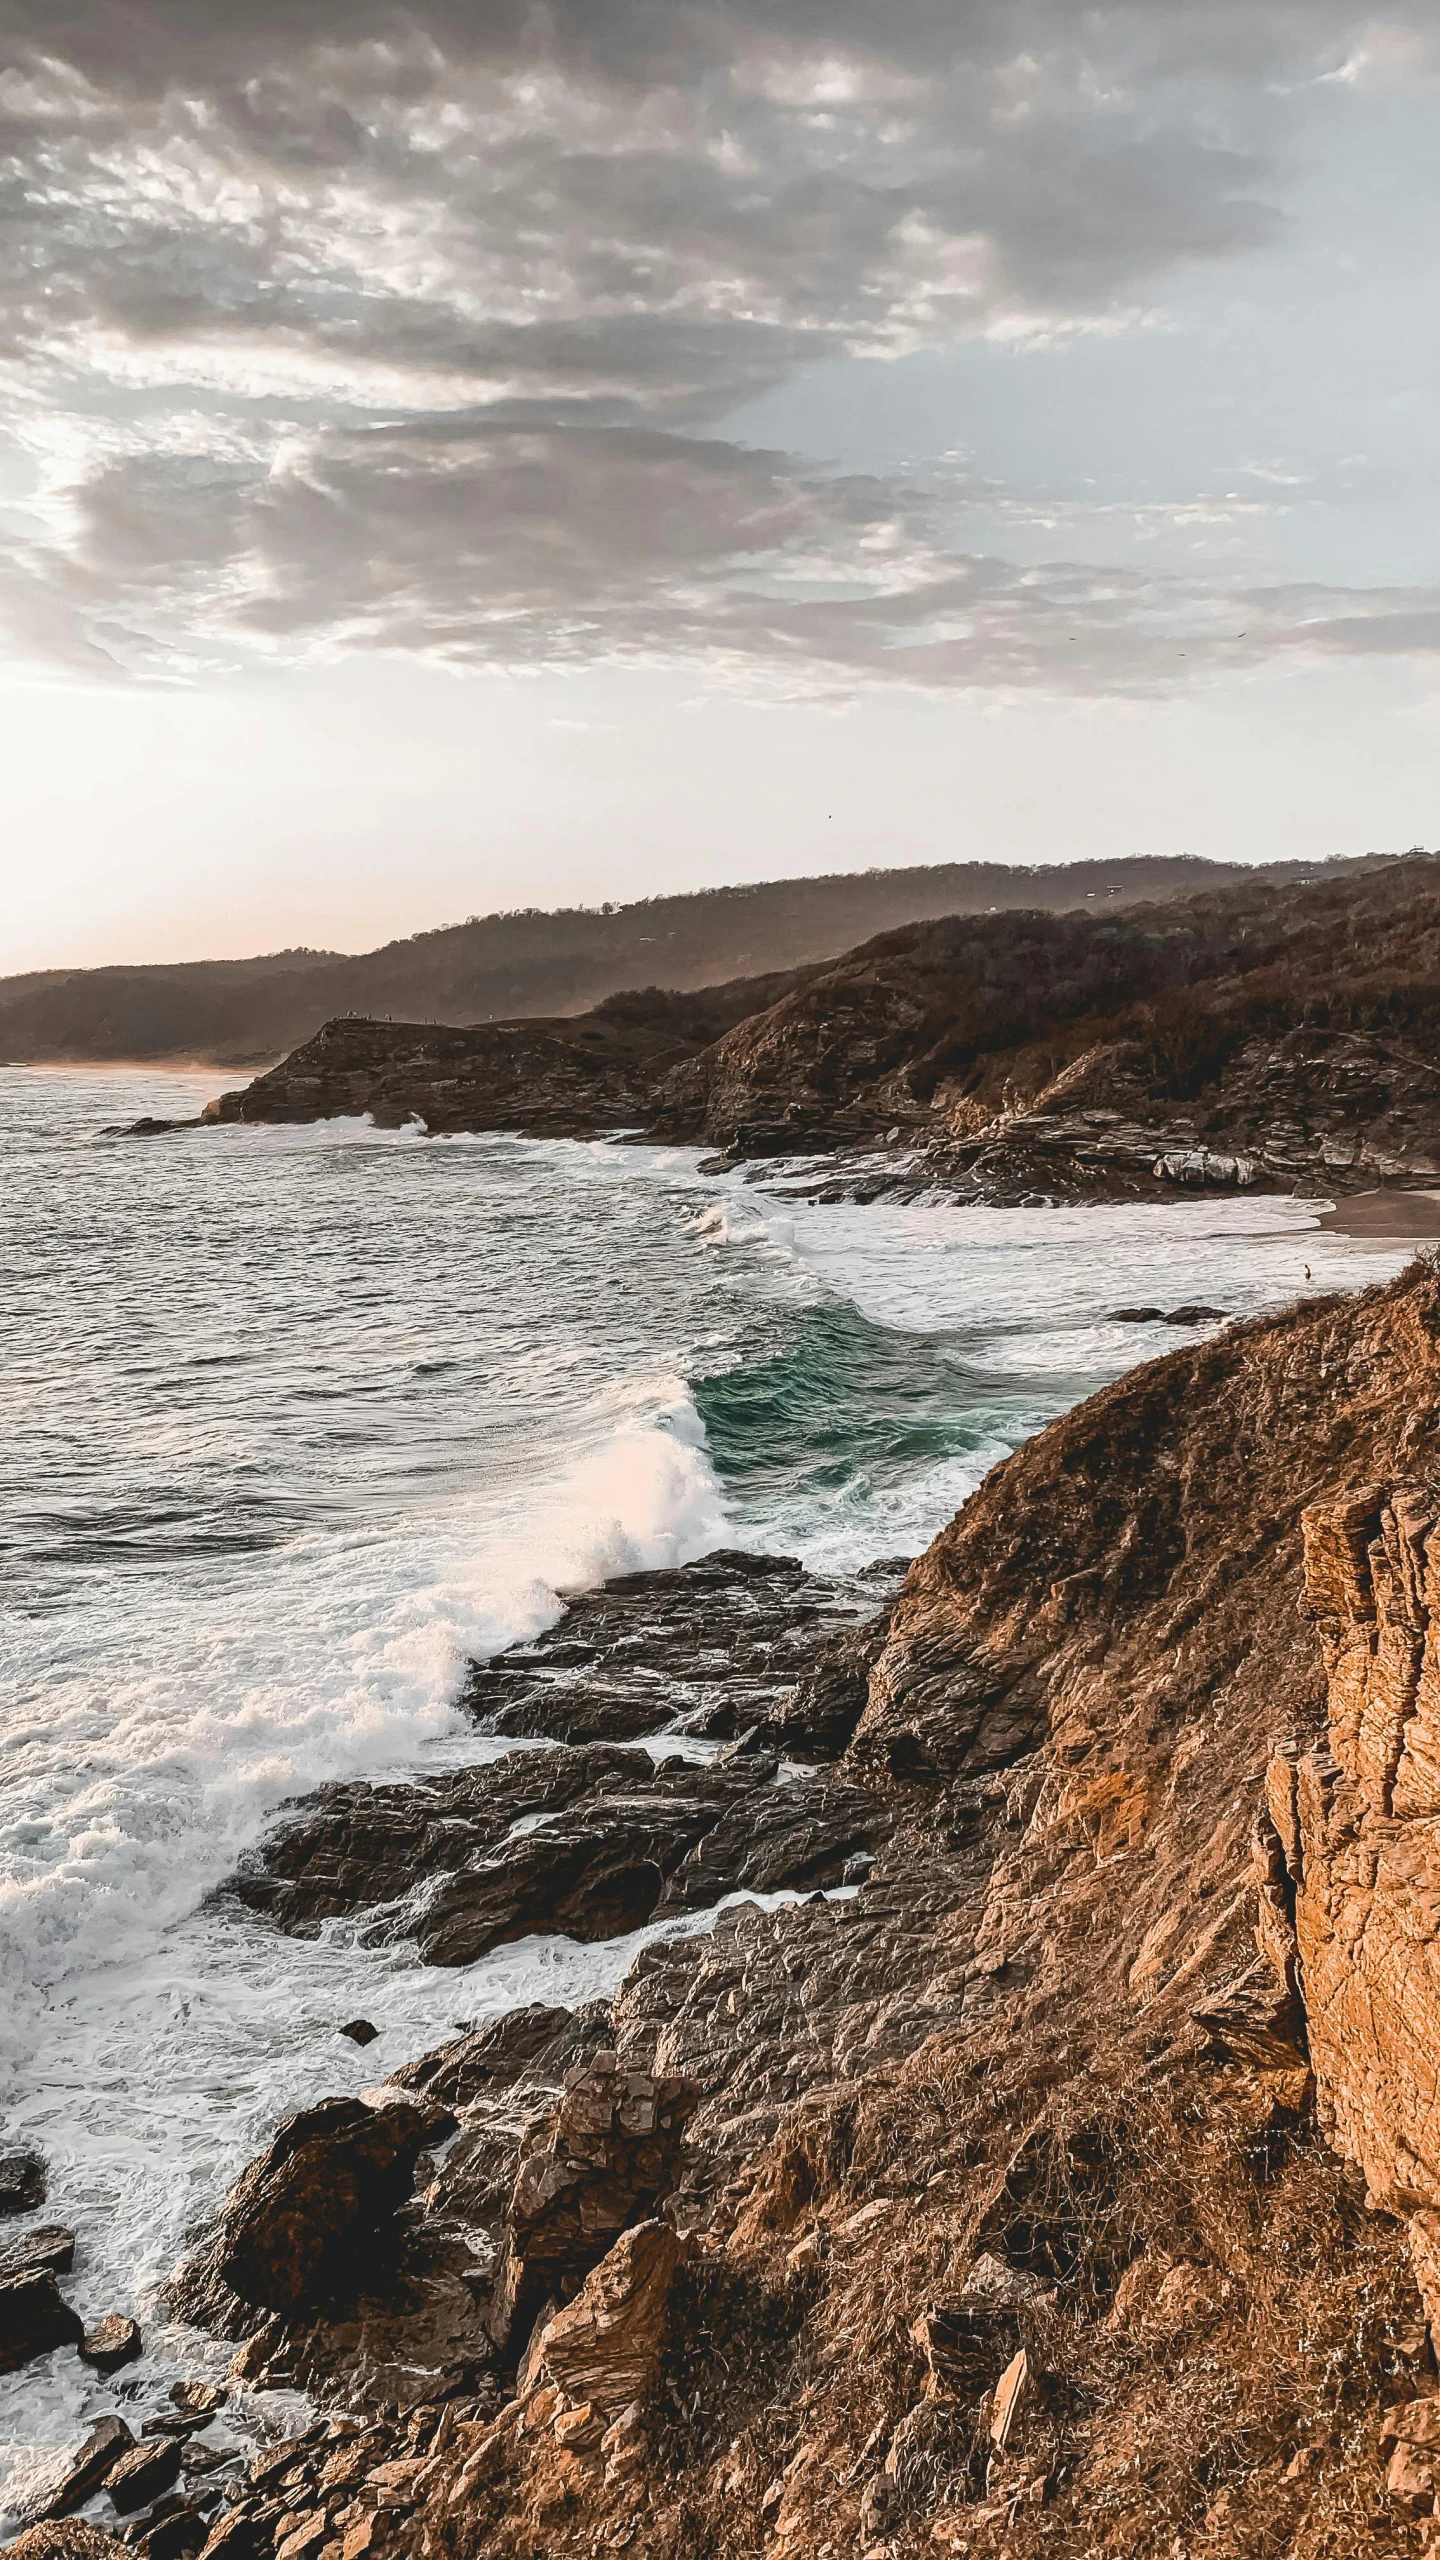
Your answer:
223,1550 -> 902,1966
227,1740 -> 891,1967
206,854 -> 1440,1203
453,1548 -> 899,1747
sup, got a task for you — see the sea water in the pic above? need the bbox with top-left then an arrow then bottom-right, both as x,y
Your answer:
0,1066 -> 1421,2505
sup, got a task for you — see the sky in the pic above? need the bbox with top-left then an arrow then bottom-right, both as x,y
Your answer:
4,2 -> 1440,968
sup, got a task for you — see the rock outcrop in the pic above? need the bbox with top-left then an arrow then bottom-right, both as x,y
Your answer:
1261,1483 -> 1440,2367
203,977 -> 798,1138
487,2061 -> 697,2354
228,1740 -> 891,1967
174,2099 -> 442,2327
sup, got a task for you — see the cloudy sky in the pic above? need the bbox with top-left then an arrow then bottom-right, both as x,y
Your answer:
5,1 -> 1440,966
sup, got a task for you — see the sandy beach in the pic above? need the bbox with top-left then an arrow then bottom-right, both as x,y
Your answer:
1316,1188 -> 1440,1239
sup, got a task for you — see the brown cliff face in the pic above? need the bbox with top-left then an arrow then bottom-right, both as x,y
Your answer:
124,1264 -> 1440,2560
1264,1486 -> 1440,2396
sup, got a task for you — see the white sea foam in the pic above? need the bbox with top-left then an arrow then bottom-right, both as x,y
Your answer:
0,1383 -> 729,2073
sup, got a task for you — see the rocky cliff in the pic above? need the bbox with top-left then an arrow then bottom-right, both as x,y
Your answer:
656,854 -> 1440,1196
206,856 -> 1440,1201
21,1267 -> 1440,2560
203,976 -> 801,1138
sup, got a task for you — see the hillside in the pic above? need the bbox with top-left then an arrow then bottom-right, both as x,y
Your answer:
0,855 -> 1382,1068
211,853 -> 1440,1201
657,852 -> 1440,1192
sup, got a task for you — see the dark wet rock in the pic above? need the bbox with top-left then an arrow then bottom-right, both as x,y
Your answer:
390,2003 -> 610,2111
107,2440 -> 184,2515
8,2526 -> 127,2560
339,2020 -> 379,2047
487,2058 -> 699,2353
230,1741 -> 891,1969
32,2418 -> 138,2521
395,1762 -> 888,1969
762,1604 -> 898,1760
0,2149 -> 47,2215
105,1117 -> 203,1139
226,1744 -> 646,1933
1111,1302 -> 1226,1324
0,2268 -> 85,2372
0,2223 -> 75,2281
177,2445 -> 234,2482
81,2315 -> 143,2372
171,2384 -> 227,2418
454,1551 -> 889,1748
173,2100 -> 437,2325
127,2507 -> 209,2560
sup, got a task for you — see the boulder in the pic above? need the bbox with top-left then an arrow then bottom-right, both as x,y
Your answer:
339,2021 -> 378,2047
488,2060 -> 697,2350
131,2507 -> 210,2560
532,2221 -> 689,2417
106,2440 -> 184,2515
33,2419 -> 137,2520
1387,2438 -> 1439,2514
0,2150 -> 47,2215
80,2315 -> 143,2372
0,2224 -> 75,2281
175,2098 -> 434,2322
171,2384 -> 227,2418
0,2269 -> 85,2373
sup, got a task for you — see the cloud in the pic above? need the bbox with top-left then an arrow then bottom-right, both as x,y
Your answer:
0,0 -> 1434,687
7,405 -> 1439,702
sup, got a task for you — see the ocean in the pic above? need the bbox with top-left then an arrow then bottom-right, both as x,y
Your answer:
0,1065 -> 1420,2511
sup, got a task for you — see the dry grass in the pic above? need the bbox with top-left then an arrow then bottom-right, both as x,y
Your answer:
654,2026 -> 1430,2560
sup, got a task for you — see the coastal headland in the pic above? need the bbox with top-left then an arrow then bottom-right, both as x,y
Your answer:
205,855 -> 1440,1209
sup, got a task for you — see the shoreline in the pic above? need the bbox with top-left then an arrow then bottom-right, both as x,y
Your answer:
1314,1186 -> 1440,1239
